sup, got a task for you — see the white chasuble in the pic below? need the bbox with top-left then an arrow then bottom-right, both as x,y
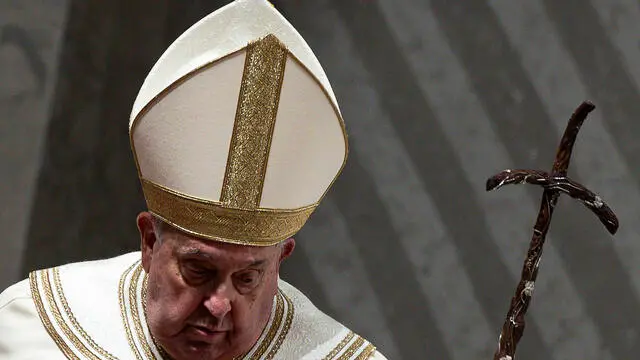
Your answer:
0,252 -> 387,360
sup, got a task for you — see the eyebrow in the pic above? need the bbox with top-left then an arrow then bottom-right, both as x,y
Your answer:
247,259 -> 267,268
179,248 -> 212,259
178,248 -> 268,268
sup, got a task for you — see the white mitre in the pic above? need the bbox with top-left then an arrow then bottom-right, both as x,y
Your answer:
129,0 -> 347,246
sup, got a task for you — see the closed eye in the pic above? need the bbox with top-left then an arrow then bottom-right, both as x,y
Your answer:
181,262 -> 214,284
233,270 -> 262,292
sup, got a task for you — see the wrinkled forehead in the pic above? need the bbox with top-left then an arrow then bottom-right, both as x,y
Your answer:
163,226 -> 281,267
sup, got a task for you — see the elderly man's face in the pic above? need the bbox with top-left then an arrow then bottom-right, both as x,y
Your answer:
137,212 -> 295,360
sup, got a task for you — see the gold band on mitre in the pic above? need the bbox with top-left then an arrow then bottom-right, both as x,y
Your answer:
142,179 -> 316,246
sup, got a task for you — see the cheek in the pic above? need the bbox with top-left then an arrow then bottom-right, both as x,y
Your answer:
236,272 -> 279,330
146,261 -> 201,336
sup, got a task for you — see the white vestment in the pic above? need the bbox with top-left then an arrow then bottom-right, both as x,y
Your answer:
0,252 -> 387,360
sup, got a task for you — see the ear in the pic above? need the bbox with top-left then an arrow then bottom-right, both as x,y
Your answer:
278,237 -> 296,263
137,211 -> 159,273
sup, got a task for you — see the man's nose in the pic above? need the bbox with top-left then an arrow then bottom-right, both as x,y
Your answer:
203,284 -> 232,319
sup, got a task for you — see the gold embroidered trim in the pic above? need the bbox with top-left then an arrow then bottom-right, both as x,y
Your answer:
142,275 -> 148,312
119,261 -> 145,360
355,344 -> 376,360
41,269 -> 100,359
323,331 -> 356,360
129,263 -> 158,360
249,290 -> 285,359
52,267 -> 117,360
221,34 -> 288,209
264,290 -> 294,360
337,336 -> 365,360
30,271 -> 80,360
142,179 -> 315,245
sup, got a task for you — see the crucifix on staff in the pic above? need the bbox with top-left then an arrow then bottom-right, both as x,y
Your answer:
486,101 -> 619,360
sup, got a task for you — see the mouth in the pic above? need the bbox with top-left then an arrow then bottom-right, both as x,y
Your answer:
188,325 -> 228,340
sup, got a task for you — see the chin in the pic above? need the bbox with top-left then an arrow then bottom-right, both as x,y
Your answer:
165,344 -> 225,360
163,335 -> 232,360
184,344 -> 225,359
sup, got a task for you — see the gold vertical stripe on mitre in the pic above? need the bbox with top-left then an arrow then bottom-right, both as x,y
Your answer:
221,34 -> 288,209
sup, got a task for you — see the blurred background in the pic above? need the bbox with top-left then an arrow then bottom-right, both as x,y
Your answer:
2,0 -> 640,359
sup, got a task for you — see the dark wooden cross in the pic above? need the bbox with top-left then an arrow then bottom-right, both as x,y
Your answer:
485,101 -> 619,359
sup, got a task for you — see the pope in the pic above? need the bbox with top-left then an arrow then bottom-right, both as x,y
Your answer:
0,1 -> 387,359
